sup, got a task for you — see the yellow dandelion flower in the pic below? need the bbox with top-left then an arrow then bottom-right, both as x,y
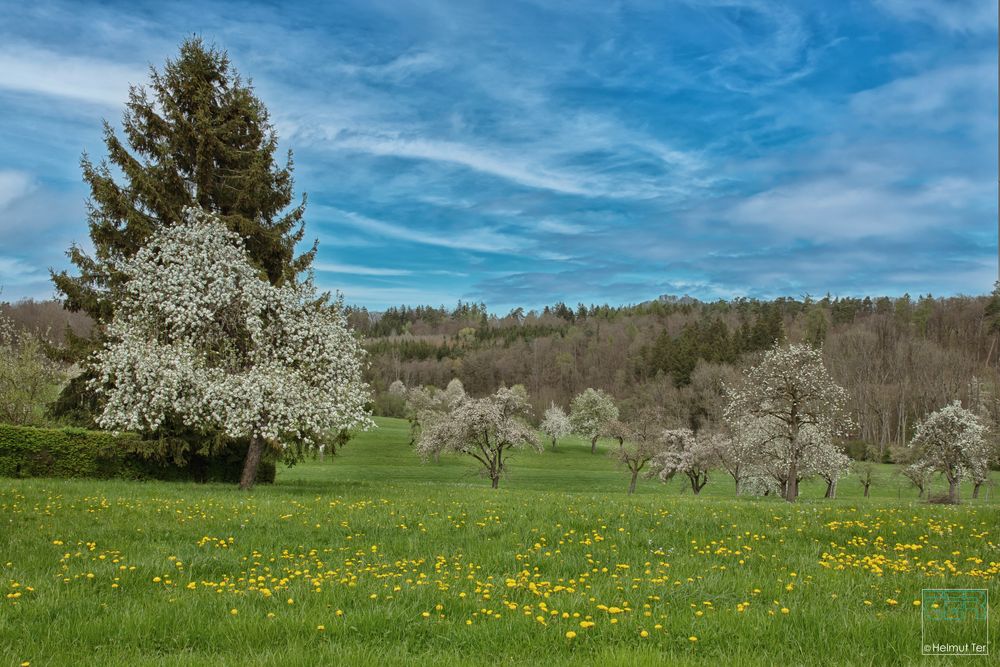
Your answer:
565,631 -> 577,639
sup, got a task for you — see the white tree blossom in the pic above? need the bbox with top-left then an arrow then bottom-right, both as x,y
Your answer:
899,461 -> 935,499
724,344 -> 852,501
648,428 -> 720,495
90,207 -> 373,488
444,378 -> 467,407
907,401 -> 988,504
801,433 -> 853,499
709,423 -> 761,494
569,388 -> 619,454
415,386 -> 540,488
540,403 -> 571,449
403,384 -> 452,445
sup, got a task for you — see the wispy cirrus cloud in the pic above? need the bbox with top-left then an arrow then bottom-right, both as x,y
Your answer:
875,0 -> 998,34
0,0 -> 994,310
0,45 -> 146,107
0,170 -> 34,209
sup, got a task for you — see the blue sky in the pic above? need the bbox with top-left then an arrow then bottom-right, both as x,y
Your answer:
0,0 -> 996,311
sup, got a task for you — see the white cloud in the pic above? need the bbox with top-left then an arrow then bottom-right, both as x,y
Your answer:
0,255 -> 45,283
875,0 -> 998,33
332,284 -> 459,307
0,45 -> 146,107
313,261 -> 412,276
333,134 -> 596,196
850,60 -> 997,131
0,171 -> 34,209
322,207 -> 523,254
726,170 -> 993,241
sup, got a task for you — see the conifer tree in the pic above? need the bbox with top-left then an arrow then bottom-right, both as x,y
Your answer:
51,37 -> 315,422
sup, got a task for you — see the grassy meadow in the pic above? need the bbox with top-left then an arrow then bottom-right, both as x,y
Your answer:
2,417 -> 998,665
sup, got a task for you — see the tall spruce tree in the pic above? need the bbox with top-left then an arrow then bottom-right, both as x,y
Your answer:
50,37 -> 316,423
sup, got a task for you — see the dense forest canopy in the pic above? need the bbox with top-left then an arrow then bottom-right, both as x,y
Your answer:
6,290 -> 1000,459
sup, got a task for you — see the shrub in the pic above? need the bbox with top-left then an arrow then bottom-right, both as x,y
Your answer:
0,424 -> 274,483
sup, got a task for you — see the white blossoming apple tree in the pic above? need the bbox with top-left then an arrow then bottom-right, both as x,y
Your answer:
907,401 -> 988,504
724,344 -> 851,502
648,428 -> 721,495
540,403 -> 571,449
569,388 -> 619,454
416,386 -> 540,488
90,208 -> 373,489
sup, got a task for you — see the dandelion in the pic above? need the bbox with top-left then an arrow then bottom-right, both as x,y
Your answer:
780,608 -> 789,614
317,625 -> 325,631
230,609 -> 238,616
640,630 -> 649,638
689,636 -> 698,642
565,631 -> 577,639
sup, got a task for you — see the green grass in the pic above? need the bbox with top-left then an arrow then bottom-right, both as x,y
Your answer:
1,417 -> 997,666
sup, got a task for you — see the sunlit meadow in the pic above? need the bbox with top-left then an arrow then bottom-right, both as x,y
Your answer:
3,417 -> 998,666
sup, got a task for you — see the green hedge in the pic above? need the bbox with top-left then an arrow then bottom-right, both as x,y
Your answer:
0,424 -> 275,484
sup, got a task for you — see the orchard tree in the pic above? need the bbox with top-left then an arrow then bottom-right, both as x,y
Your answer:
900,462 -> 934,499
725,344 -> 851,502
540,403 -> 571,449
444,378 -> 467,407
608,408 -> 667,493
711,423 -> 761,493
0,314 -> 65,425
907,401 -> 988,504
90,208 -> 372,489
52,37 -> 315,422
416,386 -> 540,488
649,429 -> 720,495
855,461 -> 876,498
803,436 -> 853,499
570,388 -> 619,454
403,385 -> 445,444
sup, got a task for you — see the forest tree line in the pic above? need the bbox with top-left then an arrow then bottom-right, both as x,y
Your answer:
4,290 -> 1000,461
347,292 -> 1000,459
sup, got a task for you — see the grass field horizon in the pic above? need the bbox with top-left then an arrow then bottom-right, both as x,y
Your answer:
3,417 -> 998,665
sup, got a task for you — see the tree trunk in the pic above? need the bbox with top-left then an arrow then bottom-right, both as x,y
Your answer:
628,468 -> 638,494
239,436 -> 265,490
491,475 -> 500,489
948,477 -> 960,504
863,483 -> 870,498
784,460 -> 799,502
973,481 -> 981,499
825,479 -> 837,499
551,437 -> 557,450
591,436 -> 598,454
